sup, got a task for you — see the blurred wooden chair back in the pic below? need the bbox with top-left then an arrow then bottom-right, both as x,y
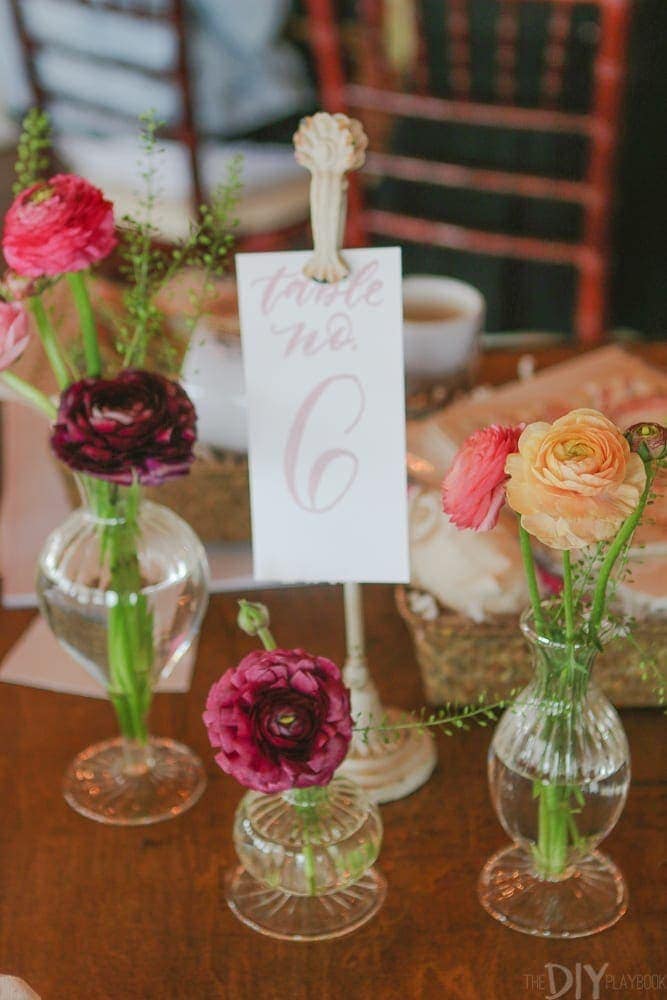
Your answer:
304,0 -> 632,343
8,0 -> 310,250
9,0 -> 204,210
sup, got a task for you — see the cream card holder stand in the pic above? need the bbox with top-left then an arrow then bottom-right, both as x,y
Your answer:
238,113 -> 436,801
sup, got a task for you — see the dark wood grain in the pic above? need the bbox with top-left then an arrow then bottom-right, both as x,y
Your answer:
0,585 -> 665,1000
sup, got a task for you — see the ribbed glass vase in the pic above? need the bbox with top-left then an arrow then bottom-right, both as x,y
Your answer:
478,609 -> 630,938
225,776 -> 386,940
36,478 -> 209,825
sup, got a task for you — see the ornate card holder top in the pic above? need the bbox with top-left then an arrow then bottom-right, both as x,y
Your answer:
293,112 -> 368,284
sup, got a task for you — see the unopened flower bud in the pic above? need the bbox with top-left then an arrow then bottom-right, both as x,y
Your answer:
0,270 -> 37,302
237,600 -> 271,637
625,422 -> 667,461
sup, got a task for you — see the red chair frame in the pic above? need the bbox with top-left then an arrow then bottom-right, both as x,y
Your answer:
304,0 -> 633,343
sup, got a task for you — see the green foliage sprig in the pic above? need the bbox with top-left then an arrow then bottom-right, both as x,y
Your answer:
624,624 -> 666,708
115,110 -> 242,372
354,693 -> 514,745
13,108 -> 52,195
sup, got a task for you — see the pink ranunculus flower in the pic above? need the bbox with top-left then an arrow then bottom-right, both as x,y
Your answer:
203,648 -> 353,793
442,423 -> 524,531
2,174 -> 116,277
0,301 -> 30,370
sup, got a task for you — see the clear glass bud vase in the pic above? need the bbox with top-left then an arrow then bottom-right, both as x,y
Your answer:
36,477 -> 209,825
225,776 -> 386,940
478,609 -> 630,938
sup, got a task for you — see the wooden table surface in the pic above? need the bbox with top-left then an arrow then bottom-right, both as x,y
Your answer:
1,344 -> 666,1000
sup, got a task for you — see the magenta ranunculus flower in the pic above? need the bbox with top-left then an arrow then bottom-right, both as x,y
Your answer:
442,423 -> 524,531
2,174 -> 116,277
50,369 -> 196,486
0,300 -> 30,370
203,648 -> 353,793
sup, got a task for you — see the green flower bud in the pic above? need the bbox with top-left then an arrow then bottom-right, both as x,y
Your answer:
237,600 -> 271,637
625,422 -> 667,462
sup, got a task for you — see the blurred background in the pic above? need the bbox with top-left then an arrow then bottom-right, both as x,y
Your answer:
0,0 -> 665,341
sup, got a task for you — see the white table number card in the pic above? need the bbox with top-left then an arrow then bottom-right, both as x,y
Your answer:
237,246 -> 409,584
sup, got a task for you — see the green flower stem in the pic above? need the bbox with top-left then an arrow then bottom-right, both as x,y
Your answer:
67,271 -> 101,377
589,465 -> 655,640
30,295 -> 70,390
562,550 -> 575,645
302,826 -> 317,897
531,638 -> 591,880
291,787 -> 326,897
535,783 -> 570,878
0,371 -> 56,418
518,522 -> 545,634
257,627 -> 277,651
84,477 -> 154,743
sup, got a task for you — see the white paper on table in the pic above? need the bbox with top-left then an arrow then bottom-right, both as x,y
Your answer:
237,247 -> 409,584
0,616 -> 195,698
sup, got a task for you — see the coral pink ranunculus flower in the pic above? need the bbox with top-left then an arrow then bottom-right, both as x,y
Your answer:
505,408 -> 646,550
0,301 -> 30,370
203,648 -> 353,793
442,424 -> 523,531
2,174 -> 116,277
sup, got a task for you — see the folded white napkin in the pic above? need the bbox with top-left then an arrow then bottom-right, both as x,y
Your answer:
0,617 -> 195,698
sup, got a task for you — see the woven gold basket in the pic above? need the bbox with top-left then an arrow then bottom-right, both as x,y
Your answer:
60,447 -> 251,544
396,586 -> 666,708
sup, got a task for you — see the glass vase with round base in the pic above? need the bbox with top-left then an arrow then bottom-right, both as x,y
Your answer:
225,776 -> 386,940
478,609 -> 630,939
37,475 -> 210,826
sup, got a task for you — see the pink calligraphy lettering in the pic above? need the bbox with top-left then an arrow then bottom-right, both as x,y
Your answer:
284,374 -> 366,513
273,312 -> 356,358
253,259 -> 385,317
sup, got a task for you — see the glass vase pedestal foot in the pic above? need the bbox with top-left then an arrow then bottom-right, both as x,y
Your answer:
63,736 -> 207,826
478,845 -> 628,939
225,865 -> 387,941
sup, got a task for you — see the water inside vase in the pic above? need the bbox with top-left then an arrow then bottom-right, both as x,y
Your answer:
489,748 -> 630,868
234,778 -> 383,897
36,501 -> 208,689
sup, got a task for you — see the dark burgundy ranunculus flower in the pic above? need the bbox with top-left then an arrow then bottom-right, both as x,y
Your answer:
203,648 -> 353,793
51,369 -> 196,486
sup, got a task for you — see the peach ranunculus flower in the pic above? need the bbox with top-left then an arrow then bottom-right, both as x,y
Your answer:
505,408 -> 646,550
